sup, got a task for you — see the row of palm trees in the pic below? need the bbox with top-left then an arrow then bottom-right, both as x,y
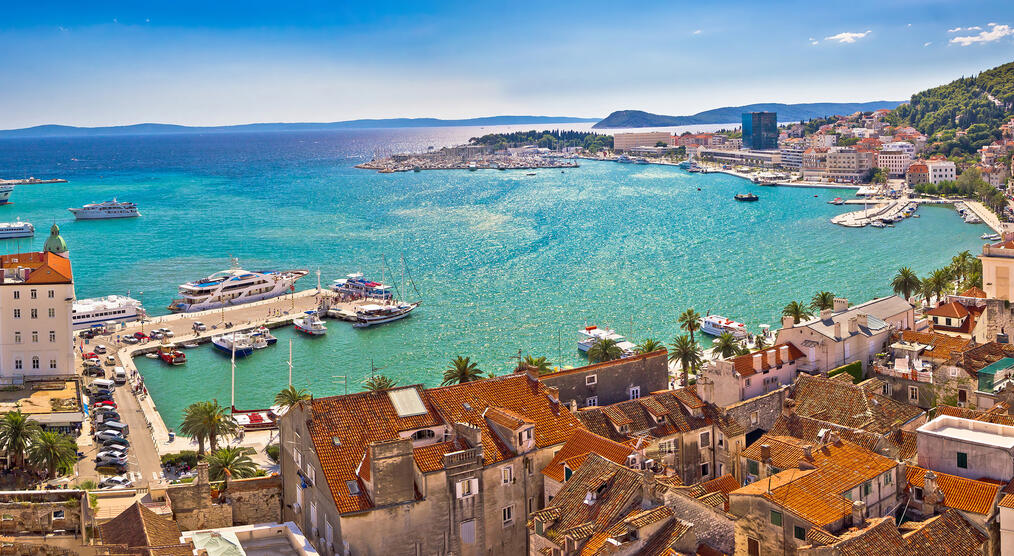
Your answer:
890,251 -> 981,305
0,410 -> 77,479
781,291 -> 837,324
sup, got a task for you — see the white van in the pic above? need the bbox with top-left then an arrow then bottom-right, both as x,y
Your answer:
91,379 -> 115,392
113,367 -> 127,385
99,421 -> 129,436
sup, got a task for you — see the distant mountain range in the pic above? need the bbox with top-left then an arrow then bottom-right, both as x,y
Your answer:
592,101 -> 906,129
0,115 -> 602,138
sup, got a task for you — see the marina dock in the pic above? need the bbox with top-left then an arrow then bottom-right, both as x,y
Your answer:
831,197 -> 1005,233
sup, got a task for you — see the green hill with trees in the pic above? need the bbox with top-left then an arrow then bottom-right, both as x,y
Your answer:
887,60 -> 1014,157
469,130 -> 613,152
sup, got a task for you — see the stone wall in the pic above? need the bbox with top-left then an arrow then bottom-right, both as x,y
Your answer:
542,350 -> 669,409
0,492 -> 84,535
723,387 -> 789,435
223,475 -> 282,525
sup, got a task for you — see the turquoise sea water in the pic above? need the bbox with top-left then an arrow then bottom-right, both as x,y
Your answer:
0,128 -> 990,429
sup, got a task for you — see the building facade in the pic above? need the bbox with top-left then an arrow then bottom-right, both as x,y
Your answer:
742,112 -> 777,150
540,349 -> 669,409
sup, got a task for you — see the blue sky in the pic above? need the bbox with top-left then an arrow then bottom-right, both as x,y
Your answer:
1,0 -> 1013,128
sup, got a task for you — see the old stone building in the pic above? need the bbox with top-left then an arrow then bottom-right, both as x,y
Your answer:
699,343 -> 807,406
98,500 -> 194,555
540,349 -> 669,409
797,510 -> 988,554
278,368 -> 584,556
574,388 -> 747,484
789,375 -> 926,434
870,330 -> 975,410
0,490 -> 87,538
540,428 -> 643,501
165,463 -> 282,531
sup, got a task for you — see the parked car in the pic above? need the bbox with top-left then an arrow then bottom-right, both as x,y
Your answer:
99,421 -> 129,435
96,449 -> 127,460
94,430 -> 124,443
79,329 -> 95,340
93,400 -> 117,409
122,336 -> 139,345
99,475 -> 132,489
94,411 -> 120,423
82,352 -> 97,360
94,344 -> 107,354
114,367 -> 127,385
102,436 -> 129,448
91,393 -> 113,403
160,328 -> 175,338
148,331 -> 163,340
132,332 -> 148,341
85,365 -> 105,377
104,355 -> 116,366
193,321 -> 207,332
95,454 -> 127,467
98,444 -> 128,457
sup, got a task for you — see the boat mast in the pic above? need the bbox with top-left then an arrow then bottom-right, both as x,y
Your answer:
230,337 -> 236,411
288,339 -> 293,386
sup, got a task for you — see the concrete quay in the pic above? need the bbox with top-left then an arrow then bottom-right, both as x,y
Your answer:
831,199 -> 915,228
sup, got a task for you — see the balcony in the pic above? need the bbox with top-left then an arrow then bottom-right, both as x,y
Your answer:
873,364 -> 933,384
443,446 -> 483,469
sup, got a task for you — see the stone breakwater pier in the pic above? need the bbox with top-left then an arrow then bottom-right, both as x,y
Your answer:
832,198 -> 1004,233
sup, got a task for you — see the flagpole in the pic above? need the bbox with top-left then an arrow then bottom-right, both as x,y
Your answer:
288,339 -> 293,387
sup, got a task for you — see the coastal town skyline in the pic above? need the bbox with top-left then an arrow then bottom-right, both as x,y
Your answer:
2,0 -> 1014,128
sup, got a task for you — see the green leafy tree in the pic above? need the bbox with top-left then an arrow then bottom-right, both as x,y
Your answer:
587,338 -> 623,363
922,268 -> 952,305
711,332 -> 740,359
810,291 -> 835,312
274,385 -> 311,409
678,308 -> 702,343
891,267 -> 921,300
782,301 -> 813,324
27,431 -> 77,479
668,335 -> 703,387
635,339 -> 665,354
442,356 -> 483,385
363,375 -> 398,392
0,410 -> 41,469
204,446 -> 259,482
753,334 -> 768,351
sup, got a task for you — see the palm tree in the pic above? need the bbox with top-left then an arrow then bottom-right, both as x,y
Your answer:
274,385 -> 311,409
678,308 -> 702,343
951,251 -> 974,285
179,400 -> 238,455
922,268 -> 951,305
363,375 -> 398,392
587,338 -> 623,363
27,431 -> 76,479
635,338 -> 665,354
668,335 -> 702,387
518,355 -> 552,375
710,332 -> 740,359
810,291 -> 835,312
442,356 -> 483,385
0,410 -> 41,469
891,267 -> 920,301
753,334 -> 768,351
204,446 -> 259,482
782,301 -> 813,324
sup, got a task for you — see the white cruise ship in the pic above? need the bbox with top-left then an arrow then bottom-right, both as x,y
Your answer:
0,220 -> 34,239
72,295 -> 143,329
68,199 -> 140,220
0,183 -> 16,205
168,260 -> 308,313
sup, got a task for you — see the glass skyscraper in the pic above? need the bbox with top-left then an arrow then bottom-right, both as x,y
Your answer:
742,112 -> 778,150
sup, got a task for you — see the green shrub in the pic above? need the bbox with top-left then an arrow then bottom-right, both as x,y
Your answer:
827,361 -> 863,384
266,444 -> 280,464
160,451 -> 199,468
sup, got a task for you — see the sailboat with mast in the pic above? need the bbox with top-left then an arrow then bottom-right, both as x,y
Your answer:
351,255 -> 420,328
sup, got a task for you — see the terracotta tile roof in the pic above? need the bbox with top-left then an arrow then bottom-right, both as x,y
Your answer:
999,493 -> 1014,509
741,435 -> 811,469
637,514 -> 693,556
905,466 -> 1000,516
791,375 -> 924,435
897,330 -> 972,361
412,439 -> 469,473
575,389 -> 743,445
484,406 -> 534,430
768,414 -> 882,453
952,341 -> 1014,375
802,517 -> 908,556
684,473 -> 740,511
959,286 -> 987,299
0,251 -> 73,285
902,510 -> 988,553
543,350 -> 668,379
543,429 -> 636,483
935,403 -> 1014,427
727,343 -> 805,378
576,408 -> 631,443
883,429 -> 918,462
99,502 -> 191,556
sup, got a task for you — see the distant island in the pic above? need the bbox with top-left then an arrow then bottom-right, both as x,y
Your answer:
593,101 -> 905,129
0,115 -> 602,138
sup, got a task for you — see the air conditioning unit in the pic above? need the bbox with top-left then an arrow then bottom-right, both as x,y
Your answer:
957,401 -> 967,408
292,502 -> 302,513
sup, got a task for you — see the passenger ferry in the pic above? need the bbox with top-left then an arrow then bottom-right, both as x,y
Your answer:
68,199 -> 140,220
699,315 -> 748,339
0,220 -> 34,239
167,260 -> 308,313
577,325 -> 637,355
351,302 -> 418,328
294,311 -> 327,335
331,273 -> 394,300
0,183 -> 16,205
212,332 -> 255,358
72,295 -> 143,330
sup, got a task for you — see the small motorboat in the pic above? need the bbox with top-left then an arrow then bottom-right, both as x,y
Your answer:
294,311 -> 327,336
180,342 -> 199,349
870,221 -> 887,228
828,197 -> 845,205
158,344 -> 186,365
251,326 -> 277,345
144,352 -> 159,359
734,193 -> 759,202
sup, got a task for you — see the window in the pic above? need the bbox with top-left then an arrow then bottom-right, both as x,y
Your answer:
48,308 -> 55,318
908,386 -> 918,403
49,360 -> 56,370
460,520 -> 476,544
585,396 -> 598,407
14,359 -> 21,370
52,509 -> 64,520
456,478 -> 477,498
913,487 -> 923,501
794,526 -> 806,541
586,375 -> 597,385
843,490 -> 852,500
528,497 -> 534,514
30,289 -> 36,300
745,378 -> 751,387
717,434 -> 724,448
882,383 -> 890,396
958,389 -> 968,403
49,331 -> 55,342
31,357 -> 38,369
346,480 -> 360,495
770,510 -> 782,526
949,368 -> 959,378
700,462 -> 709,477
748,459 -> 759,476
48,290 -> 54,298
502,505 -> 514,526
883,471 -> 892,486
293,449 -> 302,469
699,431 -> 711,447
13,332 -> 20,344
13,309 -> 19,319
659,440 -> 675,454
30,308 -> 37,319
305,463 -> 315,485
750,411 -> 759,425
502,465 -> 514,485
31,331 -> 38,343
957,451 -> 968,469
863,481 -> 872,496
325,521 -> 334,548
629,386 -> 641,399
718,462 -> 724,476
411,429 -> 435,441
12,291 -> 18,299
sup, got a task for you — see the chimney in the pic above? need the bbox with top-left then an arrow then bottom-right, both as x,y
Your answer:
833,298 -> 849,312
848,317 -> 858,334
781,315 -> 795,329
698,375 -> 715,404
779,345 -> 789,361
569,399 -> 578,412
781,397 -> 796,418
753,353 -> 763,371
857,314 -> 868,329
766,349 -> 776,368
641,469 -> 656,509
923,470 -> 941,515
820,308 -> 832,321
760,444 -> 771,463
546,386 -> 560,404
828,431 -> 841,446
526,364 -> 539,382
834,322 -> 842,339
851,500 -> 865,528
196,462 -> 209,485
802,444 -> 813,460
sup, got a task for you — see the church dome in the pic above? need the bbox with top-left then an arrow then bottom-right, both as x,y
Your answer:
43,224 -> 68,254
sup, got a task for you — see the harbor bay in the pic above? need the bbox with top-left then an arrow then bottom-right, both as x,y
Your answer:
0,128 -> 990,429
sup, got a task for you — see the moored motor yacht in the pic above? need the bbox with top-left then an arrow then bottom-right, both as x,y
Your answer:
351,302 -> 418,328
168,258 -> 307,313
699,315 -> 748,339
294,311 -> 327,335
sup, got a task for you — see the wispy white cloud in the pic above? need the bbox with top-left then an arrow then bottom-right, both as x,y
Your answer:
824,30 -> 871,43
923,41 -> 932,47
948,26 -> 982,32
692,29 -> 702,35
906,23 -> 912,28
950,23 -> 1013,46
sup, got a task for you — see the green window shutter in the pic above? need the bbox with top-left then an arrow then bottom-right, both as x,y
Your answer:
770,510 -> 782,526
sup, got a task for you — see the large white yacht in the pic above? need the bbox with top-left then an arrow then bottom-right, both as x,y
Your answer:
68,199 -> 140,219
168,260 -> 308,313
0,183 -> 16,205
72,295 -> 143,329
0,220 -> 34,239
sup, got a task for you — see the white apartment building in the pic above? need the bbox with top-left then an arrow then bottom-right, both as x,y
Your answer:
925,159 -> 957,184
0,227 -> 75,381
882,141 -> 916,157
805,134 -> 837,149
779,141 -> 805,169
875,150 -> 913,178
826,148 -> 874,182
613,131 -> 673,151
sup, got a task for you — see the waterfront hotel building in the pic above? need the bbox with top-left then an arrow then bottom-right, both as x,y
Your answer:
0,225 -> 75,381
742,111 -> 778,150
